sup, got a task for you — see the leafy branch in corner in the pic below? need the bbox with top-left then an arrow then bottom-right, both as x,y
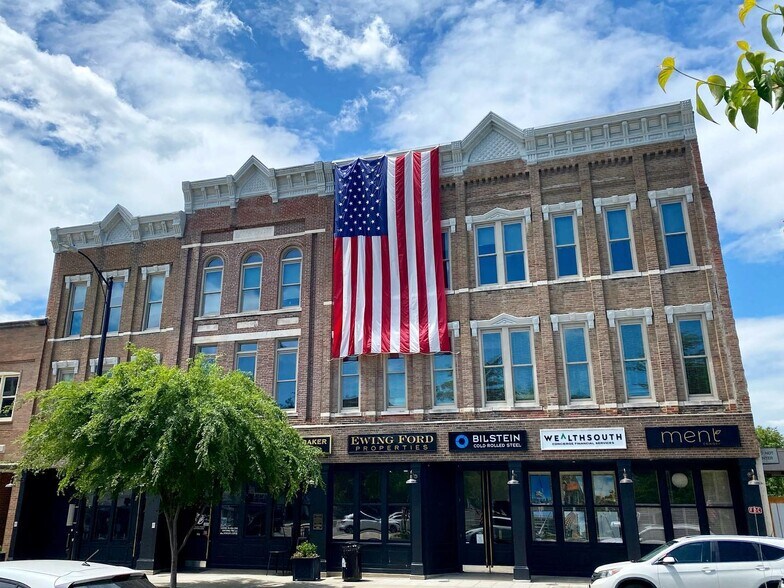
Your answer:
659,0 -> 784,130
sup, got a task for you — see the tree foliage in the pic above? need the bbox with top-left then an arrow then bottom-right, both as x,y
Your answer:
19,347 -> 322,588
659,0 -> 784,130
756,426 -> 784,497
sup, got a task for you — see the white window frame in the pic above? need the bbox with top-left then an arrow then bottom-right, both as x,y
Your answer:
441,229 -> 452,291
143,272 -> 166,330
196,345 -> 218,364
52,360 -> 79,383
656,198 -> 695,269
616,319 -> 654,401
0,372 -> 20,421
235,342 -> 257,379
431,345 -> 457,408
65,280 -> 89,337
674,314 -> 716,399
558,322 -> 594,403
478,326 -> 538,407
384,354 -> 408,410
200,257 -> 224,317
550,212 -> 582,279
473,220 -> 529,287
339,356 -> 360,412
602,205 -> 638,274
279,247 -> 303,308
239,252 -> 263,313
274,339 -> 299,411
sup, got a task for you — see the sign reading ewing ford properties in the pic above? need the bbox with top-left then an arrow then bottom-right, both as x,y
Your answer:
348,433 -> 437,454
540,428 -> 627,450
645,425 -> 741,449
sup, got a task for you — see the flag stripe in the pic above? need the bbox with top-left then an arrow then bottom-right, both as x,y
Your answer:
395,156 -> 410,353
420,152 -> 438,352
340,237 -> 352,357
348,236 -> 359,357
363,236 -> 373,354
430,149 -> 449,350
331,238 -> 343,358
380,235 -> 392,352
371,237 -> 383,353
412,151 -> 430,352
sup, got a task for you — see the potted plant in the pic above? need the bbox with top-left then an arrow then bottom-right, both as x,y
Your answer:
291,541 -> 320,581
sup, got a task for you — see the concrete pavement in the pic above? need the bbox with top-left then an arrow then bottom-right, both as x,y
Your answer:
147,569 -> 590,588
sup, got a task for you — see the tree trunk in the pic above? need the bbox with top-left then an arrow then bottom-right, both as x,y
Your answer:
164,508 -> 180,588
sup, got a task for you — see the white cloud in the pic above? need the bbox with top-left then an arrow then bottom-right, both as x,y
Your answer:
294,15 -> 406,73
155,0 -> 252,55
330,96 -> 368,133
737,317 -> 784,428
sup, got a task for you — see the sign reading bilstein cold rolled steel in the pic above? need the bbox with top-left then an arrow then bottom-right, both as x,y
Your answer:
540,428 -> 627,450
449,431 -> 527,452
348,433 -> 437,453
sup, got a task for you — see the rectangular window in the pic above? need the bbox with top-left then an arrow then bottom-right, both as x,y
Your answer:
560,472 -> 588,542
275,339 -> 298,410
562,325 -> 592,400
0,374 -> 19,419
475,221 -> 526,286
619,321 -> 651,399
592,472 -> 621,543
432,352 -> 455,406
107,279 -> 126,333
385,354 -> 407,409
196,345 -> 218,364
529,472 -> 555,541
480,328 -> 536,405
56,367 -> 76,383
677,317 -> 712,396
510,330 -> 535,402
702,470 -> 737,535
661,200 -> 693,267
67,282 -> 87,337
360,471 -> 382,542
634,471 -> 664,544
235,342 -> 257,379
144,273 -> 165,330
441,231 -> 451,290
553,214 -> 579,278
667,470 -> 699,538
605,208 -> 635,272
481,331 -> 505,402
341,356 -> 359,411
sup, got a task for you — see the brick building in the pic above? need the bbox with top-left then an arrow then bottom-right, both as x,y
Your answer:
17,100 -> 764,578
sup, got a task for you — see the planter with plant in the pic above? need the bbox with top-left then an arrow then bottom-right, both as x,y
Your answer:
291,541 -> 320,581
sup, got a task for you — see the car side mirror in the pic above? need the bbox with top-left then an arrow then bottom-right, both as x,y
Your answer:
658,556 -> 676,565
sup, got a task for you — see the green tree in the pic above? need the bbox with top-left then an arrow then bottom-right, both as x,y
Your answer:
659,0 -> 784,130
19,348 -> 322,588
756,426 -> 784,497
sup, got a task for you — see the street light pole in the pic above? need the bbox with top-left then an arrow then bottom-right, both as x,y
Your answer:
61,245 -> 113,376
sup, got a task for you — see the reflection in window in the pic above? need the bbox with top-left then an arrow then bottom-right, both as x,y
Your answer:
553,214 -> 579,277
678,318 -> 712,396
481,332 -> 504,402
113,491 -> 132,540
333,471 -> 354,541
359,471 -> 382,542
441,231 -> 451,289
703,470 -> 736,535
280,248 -> 302,308
245,485 -> 268,537
275,339 -> 298,410
605,208 -> 634,272
634,471 -> 664,544
593,472 -> 620,543
0,375 -> 19,418
107,279 -> 126,333
144,274 -> 165,330
235,343 -> 257,379
272,496 -> 295,538
201,258 -> 223,316
67,282 -> 87,337
530,472 -> 555,542
219,493 -> 240,536
385,354 -> 406,409
668,470 -> 698,538
341,356 -> 359,411
560,472 -> 587,542
562,326 -> 591,400
432,352 -> 455,406
94,495 -> 112,540
196,345 -> 218,364
619,322 -> 651,398
240,253 -> 263,312
388,470 -> 411,542
661,200 -> 692,267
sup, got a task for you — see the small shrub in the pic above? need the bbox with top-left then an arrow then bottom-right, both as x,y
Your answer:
293,541 -> 318,558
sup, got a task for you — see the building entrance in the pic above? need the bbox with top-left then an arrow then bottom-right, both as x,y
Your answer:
460,470 -> 513,570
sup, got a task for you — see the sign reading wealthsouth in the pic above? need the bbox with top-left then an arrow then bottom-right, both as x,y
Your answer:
302,436 -> 332,454
348,433 -> 437,454
645,426 -> 741,449
540,428 -> 627,451
449,431 -> 527,452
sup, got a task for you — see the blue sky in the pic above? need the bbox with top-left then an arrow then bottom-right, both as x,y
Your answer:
1,0 -> 783,425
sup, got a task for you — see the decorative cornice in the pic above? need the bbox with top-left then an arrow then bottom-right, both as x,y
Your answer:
441,218 -> 457,233
51,359 -> 79,375
102,269 -> 129,282
64,274 -> 91,289
594,193 -> 637,215
606,307 -> 653,328
648,185 -> 694,207
141,264 -> 171,280
541,201 -> 583,221
550,312 -> 595,331
664,303 -> 713,323
465,207 -> 531,231
89,357 -> 119,372
448,320 -> 460,338
470,313 -> 540,336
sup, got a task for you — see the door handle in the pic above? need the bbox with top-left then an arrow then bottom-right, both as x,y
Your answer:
755,565 -> 769,571
701,567 -> 714,574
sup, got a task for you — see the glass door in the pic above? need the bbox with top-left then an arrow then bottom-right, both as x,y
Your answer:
461,470 -> 513,569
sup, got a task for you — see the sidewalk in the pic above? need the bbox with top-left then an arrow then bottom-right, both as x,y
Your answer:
147,569 -> 590,588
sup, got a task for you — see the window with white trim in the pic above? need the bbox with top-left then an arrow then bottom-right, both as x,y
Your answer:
196,345 -> 218,364
617,321 -> 652,399
604,208 -> 636,273
56,367 -> 76,383
340,356 -> 359,411
201,257 -> 223,316
235,342 -> 257,379
143,273 -> 166,330
660,200 -> 693,267
479,328 -> 536,406
676,316 -> 713,396
240,252 -> 263,312
275,339 -> 298,410
432,350 -> 456,407
0,373 -> 19,419
280,248 -> 302,308
475,221 -> 527,286
552,214 -> 580,278
441,230 -> 452,290
66,281 -> 88,337
107,279 -> 126,333
385,354 -> 407,409
560,324 -> 592,401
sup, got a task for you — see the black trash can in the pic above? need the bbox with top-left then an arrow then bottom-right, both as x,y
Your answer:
341,543 -> 362,581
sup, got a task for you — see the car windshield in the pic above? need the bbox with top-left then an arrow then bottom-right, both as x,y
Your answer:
637,539 -> 678,562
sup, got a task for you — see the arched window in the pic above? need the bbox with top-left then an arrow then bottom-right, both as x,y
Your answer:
279,248 -> 302,308
240,252 -> 263,312
201,257 -> 223,316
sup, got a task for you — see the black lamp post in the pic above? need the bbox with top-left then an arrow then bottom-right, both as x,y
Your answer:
62,244 -> 114,376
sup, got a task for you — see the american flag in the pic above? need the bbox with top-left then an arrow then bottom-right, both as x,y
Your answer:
331,148 -> 450,358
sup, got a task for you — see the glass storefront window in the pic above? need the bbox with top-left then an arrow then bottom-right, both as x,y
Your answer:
634,470 -> 664,544
388,470 -> 411,542
219,492 -> 240,536
94,495 -> 112,540
112,491 -> 132,541
593,472 -> 621,543
703,470 -> 737,535
245,485 -> 268,537
560,472 -> 588,542
360,471 -> 382,542
667,470 -> 698,538
529,472 -> 555,542
333,471 -> 355,541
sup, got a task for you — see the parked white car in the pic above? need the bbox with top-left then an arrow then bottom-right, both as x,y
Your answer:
0,560 -> 154,588
591,535 -> 784,588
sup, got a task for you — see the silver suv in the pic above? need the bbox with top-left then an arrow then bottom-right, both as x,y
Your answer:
591,535 -> 784,588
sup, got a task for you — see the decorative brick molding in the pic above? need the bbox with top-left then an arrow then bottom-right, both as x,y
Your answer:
102,269 -> 129,282
141,264 -> 171,280
64,274 -> 91,289
470,313 -> 539,336
441,218 -> 456,233
89,357 -> 119,373
51,359 -> 79,375
606,308 -> 653,328
593,193 -> 637,214
550,312 -> 595,331
541,201 -> 583,220
465,208 -> 531,231
664,303 -> 714,323
647,185 -> 694,207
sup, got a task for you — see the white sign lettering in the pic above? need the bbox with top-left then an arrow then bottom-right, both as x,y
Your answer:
540,427 -> 627,451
